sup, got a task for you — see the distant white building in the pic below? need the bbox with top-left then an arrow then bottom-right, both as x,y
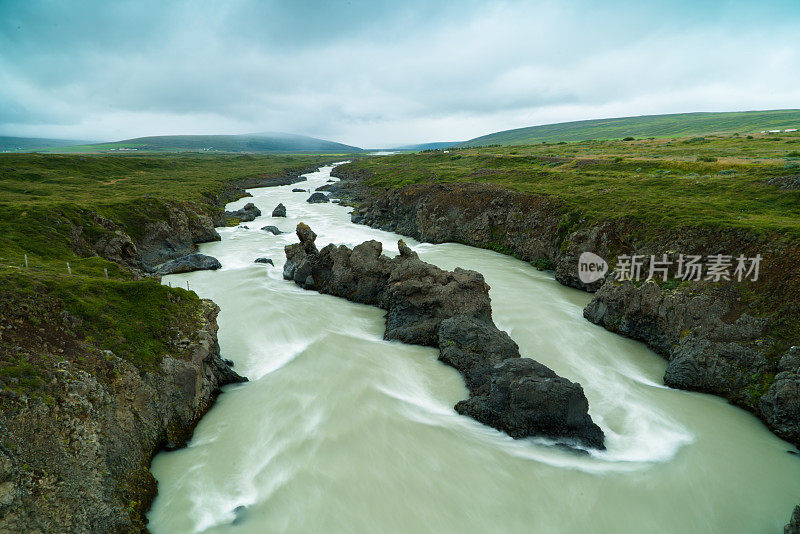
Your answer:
769,130 -> 782,133
785,128 -> 797,132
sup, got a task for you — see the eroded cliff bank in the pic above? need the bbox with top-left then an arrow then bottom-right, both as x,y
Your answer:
330,163 -> 800,529
0,297 -> 244,533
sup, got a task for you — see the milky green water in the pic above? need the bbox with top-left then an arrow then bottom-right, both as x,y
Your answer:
149,164 -> 800,533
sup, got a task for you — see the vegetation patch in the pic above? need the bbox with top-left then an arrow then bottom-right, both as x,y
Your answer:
343,133 -> 800,237
0,153 -> 334,390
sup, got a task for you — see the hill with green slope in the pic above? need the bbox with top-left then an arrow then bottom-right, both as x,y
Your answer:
390,142 -> 458,151
459,109 -> 800,147
0,136 -> 94,152
43,132 -> 362,154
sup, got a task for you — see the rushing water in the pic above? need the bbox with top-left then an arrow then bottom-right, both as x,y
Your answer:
149,164 -> 800,533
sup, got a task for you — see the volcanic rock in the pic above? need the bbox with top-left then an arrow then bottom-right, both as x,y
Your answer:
283,224 -> 604,449
271,203 -> 287,217
155,253 -> 221,275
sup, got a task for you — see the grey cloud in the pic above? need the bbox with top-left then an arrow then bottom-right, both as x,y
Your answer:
1,0 -> 799,146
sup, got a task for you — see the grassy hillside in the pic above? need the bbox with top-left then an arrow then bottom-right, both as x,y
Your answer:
345,131 -> 800,237
460,109 -> 800,146
40,133 -> 362,154
0,154 -> 332,373
390,142 -> 458,151
0,136 -> 93,152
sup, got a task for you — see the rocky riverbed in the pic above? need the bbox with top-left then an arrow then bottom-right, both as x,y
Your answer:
329,163 -> 800,530
329,165 -> 800,448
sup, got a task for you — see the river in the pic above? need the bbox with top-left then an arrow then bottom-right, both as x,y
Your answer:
148,163 -> 800,533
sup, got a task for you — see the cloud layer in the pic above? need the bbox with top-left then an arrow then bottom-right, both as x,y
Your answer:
1,0 -> 798,147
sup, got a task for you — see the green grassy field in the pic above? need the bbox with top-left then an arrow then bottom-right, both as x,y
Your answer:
0,153 -> 334,379
459,109 -> 800,146
356,132 -> 800,237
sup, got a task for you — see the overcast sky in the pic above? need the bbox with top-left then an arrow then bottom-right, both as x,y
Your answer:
1,0 -> 798,147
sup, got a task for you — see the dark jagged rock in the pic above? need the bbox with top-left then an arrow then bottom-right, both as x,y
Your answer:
109,203 -> 221,272
439,315 -> 604,447
761,347 -> 800,445
155,253 -> 221,275
315,183 -> 336,192
254,257 -> 274,266
92,229 -> 142,270
455,358 -> 605,448
306,192 -> 329,204
438,315 -> 520,393
787,506 -> 800,534
261,225 -> 284,235
292,188 -> 306,192
283,224 -> 604,449
295,223 -> 318,251
271,203 -> 287,217
384,260 -> 492,346
226,202 -> 261,222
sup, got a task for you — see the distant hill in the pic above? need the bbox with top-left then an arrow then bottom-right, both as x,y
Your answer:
459,109 -> 800,147
43,133 -> 363,153
0,136 -> 93,152
390,142 -> 459,151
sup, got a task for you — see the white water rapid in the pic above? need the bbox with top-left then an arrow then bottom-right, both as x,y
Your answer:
149,164 -> 800,533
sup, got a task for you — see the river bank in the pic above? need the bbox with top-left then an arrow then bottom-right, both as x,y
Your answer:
329,164 -> 800,449
328,162 -> 800,532
0,155 -> 333,532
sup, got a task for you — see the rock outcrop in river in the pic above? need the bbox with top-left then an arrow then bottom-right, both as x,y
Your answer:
306,192 -> 329,204
155,253 -> 222,275
272,203 -> 287,217
283,223 -> 605,449
225,202 -> 261,223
